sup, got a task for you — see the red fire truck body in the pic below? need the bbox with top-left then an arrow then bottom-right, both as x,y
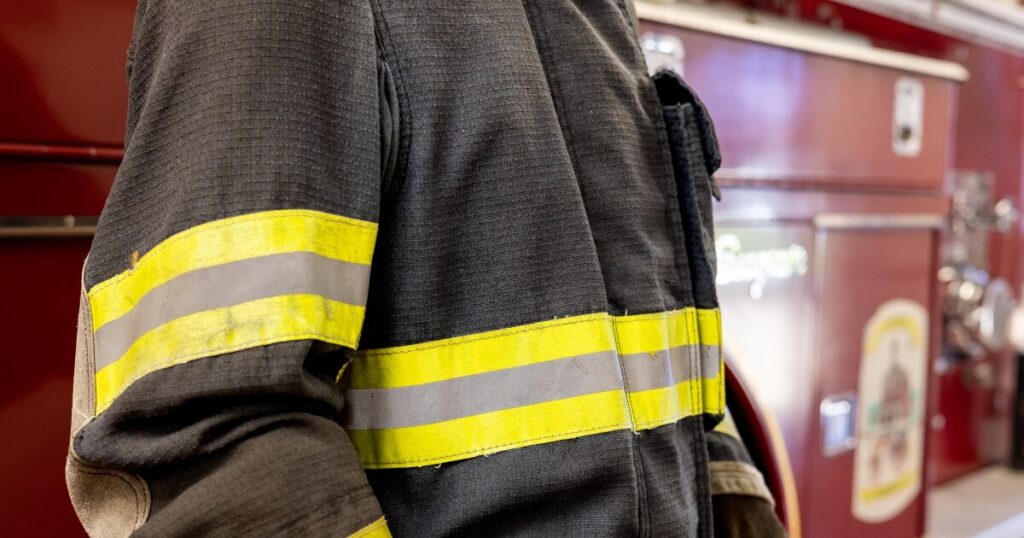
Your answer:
1,1 -> 1021,536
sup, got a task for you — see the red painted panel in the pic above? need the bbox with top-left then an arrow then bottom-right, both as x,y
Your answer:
0,239 -> 91,537
725,360 -> 802,533
0,161 -> 114,537
716,224 -> 818,528
809,228 -> 937,537
0,0 -> 131,533
716,188 -> 948,223
637,20 -> 958,190
0,0 -> 135,146
0,162 -> 117,216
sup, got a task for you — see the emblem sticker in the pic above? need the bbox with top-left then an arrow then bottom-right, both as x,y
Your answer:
852,299 -> 928,522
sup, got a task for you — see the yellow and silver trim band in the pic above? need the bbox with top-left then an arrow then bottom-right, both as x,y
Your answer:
343,308 -> 724,468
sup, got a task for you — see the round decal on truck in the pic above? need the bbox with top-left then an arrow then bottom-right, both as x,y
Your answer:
852,299 -> 928,523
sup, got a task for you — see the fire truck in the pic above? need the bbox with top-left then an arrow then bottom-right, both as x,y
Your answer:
2,1 -> 1022,536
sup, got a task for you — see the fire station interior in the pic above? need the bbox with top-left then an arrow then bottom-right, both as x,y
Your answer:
4,0 -> 1024,537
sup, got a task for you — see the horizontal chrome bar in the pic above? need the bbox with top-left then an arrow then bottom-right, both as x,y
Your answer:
814,213 -> 947,230
635,1 -> 970,81
0,142 -> 123,163
0,215 -> 99,238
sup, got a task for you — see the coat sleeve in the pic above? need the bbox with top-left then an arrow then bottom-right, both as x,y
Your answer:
66,1 -> 391,536
707,411 -> 788,538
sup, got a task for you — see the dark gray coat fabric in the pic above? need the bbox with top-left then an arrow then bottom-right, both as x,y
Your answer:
72,1 -> 732,536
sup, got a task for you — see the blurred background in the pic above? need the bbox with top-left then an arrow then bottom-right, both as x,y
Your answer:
2,0 -> 1024,536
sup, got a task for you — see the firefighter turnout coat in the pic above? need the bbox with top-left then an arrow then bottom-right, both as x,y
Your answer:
66,1 -> 741,536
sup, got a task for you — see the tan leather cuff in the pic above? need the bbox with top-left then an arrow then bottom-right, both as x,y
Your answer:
709,460 -> 775,507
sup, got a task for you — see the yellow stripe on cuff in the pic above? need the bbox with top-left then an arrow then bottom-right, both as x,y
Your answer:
95,294 -> 365,414
89,209 -> 377,330
88,209 -> 378,415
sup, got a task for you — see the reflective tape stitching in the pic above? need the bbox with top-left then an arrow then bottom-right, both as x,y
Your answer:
686,304 -> 701,418
89,210 -> 377,415
351,375 -> 727,466
92,252 -> 371,369
94,299 -> 363,414
610,315 -> 638,432
343,351 -> 622,429
345,308 -> 725,467
89,209 -> 375,296
354,422 -> 628,467
347,517 -> 390,538
357,313 -> 609,358
347,314 -> 617,389
89,210 -> 377,329
347,391 -> 632,468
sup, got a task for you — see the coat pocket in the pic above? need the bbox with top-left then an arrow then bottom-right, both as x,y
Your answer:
653,69 -> 726,424
653,69 -> 721,305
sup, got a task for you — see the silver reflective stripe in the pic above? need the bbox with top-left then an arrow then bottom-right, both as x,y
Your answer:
93,252 -> 371,369
342,344 -> 721,430
621,345 -> 721,392
342,351 -> 623,429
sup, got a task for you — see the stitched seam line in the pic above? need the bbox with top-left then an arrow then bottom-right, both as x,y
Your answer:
370,0 -> 412,199
89,210 -> 375,295
97,330 -> 358,414
359,313 -> 608,357
72,464 -> 147,528
362,307 -> 710,357
348,517 -> 387,538
365,422 -> 628,466
82,284 -> 98,418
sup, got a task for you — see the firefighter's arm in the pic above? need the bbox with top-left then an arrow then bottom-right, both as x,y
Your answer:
708,410 -> 789,537
66,1 -> 389,536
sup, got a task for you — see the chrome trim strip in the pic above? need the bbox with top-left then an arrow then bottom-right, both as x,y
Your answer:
636,1 -> 969,81
813,213 -> 947,229
0,216 -> 99,238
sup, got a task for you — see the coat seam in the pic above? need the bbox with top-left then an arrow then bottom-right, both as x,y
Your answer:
369,0 -> 413,202
517,2 -> 645,534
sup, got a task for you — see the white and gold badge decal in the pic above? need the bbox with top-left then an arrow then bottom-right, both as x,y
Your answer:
852,299 -> 928,523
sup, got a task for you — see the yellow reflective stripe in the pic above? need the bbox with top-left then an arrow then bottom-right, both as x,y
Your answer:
87,210 -> 377,415
696,307 -> 723,346
629,370 -> 726,430
613,308 -> 697,355
348,390 -> 631,469
345,307 -> 725,468
95,294 -> 364,414
89,209 -> 377,330
629,380 -> 699,430
349,308 -> 719,389
348,313 -> 615,389
700,309 -> 725,416
348,517 -> 391,538
704,370 -> 725,415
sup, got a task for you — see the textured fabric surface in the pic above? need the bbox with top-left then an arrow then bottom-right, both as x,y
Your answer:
367,429 -> 642,537
655,70 -> 721,311
71,0 -> 729,535
637,418 -> 712,537
68,280 -> 151,537
707,430 -> 755,466
708,461 -> 774,504
71,1 -> 387,535
85,0 -> 382,289
76,343 -> 385,537
706,428 -> 788,537
711,495 -> 787,538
